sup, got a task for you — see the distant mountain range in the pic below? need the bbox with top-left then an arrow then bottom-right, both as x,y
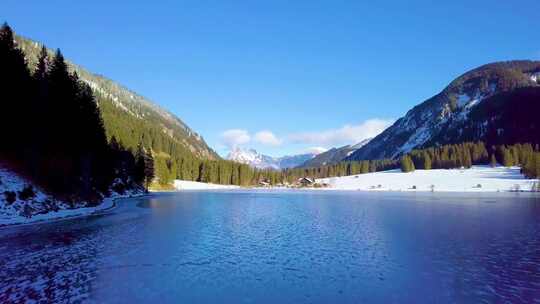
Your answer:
226,148 -> 318,169
299,138 -> 372,168
348,60 -> 540,161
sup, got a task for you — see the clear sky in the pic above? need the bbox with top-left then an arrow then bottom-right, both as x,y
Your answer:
5,1 -> 540,157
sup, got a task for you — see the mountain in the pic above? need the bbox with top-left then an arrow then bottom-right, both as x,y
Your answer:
348,60 -> 540,161
278,153 -> 319,169
226,148 -> 317,170
15,36 -> 218,161
299,138 -> 371,168
226,148 -> 279,169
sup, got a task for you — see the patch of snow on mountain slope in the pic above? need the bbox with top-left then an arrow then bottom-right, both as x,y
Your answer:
346,139 -> 373,156
395,90 -> 494,156
394,126 -> 431,157
350,138 -> 372,150
317,166 -> 538,192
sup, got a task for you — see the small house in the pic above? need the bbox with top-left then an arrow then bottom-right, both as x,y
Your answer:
297,177 -> 315,187
258,178 -> 271,187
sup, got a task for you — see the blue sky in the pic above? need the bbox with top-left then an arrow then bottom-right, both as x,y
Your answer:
5,1 -> 540,157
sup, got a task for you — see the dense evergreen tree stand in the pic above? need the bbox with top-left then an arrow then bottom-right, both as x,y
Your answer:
0,23 -> 153,202
400,155 -> 415,172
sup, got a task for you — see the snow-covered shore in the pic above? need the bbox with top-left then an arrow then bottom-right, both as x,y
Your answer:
173,180 -> 240,190
317,166 -> 539,192
0,166 -> 145,227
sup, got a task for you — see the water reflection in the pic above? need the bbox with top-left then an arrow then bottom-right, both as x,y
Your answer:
0,192 -> 539,303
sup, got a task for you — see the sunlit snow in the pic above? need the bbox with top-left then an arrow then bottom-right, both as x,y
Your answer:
317,166 -> 538,192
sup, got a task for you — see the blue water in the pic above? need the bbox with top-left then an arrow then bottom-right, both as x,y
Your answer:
1,191 -> 540,303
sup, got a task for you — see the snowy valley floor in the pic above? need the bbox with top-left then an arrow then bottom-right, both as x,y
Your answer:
171,166 -> 538,193
317,166 -> 538,192
173,180 -> 240,190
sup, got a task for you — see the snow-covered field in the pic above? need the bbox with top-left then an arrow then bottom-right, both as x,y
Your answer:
0,166 -> 143,227
317,166 -> 539,192
173,180 -> 240,190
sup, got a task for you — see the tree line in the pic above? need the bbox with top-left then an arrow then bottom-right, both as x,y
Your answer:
150,141 -> 540,187
405,142 -> 540,178
0,23 -> 153,202
285,142 -> 540,182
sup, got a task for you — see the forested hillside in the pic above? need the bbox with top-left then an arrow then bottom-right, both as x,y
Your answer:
2,24 -> 289,188
0,23 -> 153,202
15,36 -> 218,161
15,34 -> 227,185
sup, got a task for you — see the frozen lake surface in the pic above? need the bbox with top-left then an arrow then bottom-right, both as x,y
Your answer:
1,191 -> 540,303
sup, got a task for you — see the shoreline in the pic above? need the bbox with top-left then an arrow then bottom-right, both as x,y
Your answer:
240,187 -> 540,193
152,186 -> 540,193
3,185 -> 538,229
300,187 -> 540,193
0,192 -> 151,230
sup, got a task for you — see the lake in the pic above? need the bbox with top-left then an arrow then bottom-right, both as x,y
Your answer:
1,191 -> 540,303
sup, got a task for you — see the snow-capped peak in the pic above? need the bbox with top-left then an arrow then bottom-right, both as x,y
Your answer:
227,147 -> 267,166
226,148 -> 317,170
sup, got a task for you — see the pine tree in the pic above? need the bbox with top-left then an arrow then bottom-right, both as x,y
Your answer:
490,154 -> 497,167
0,23 -> 32,155
34,46 -> 49,80
134,144 -> 147,186
0,22 -> 14,49
463,150 -> 472,168
144,151 -> 155,189
360,161 -> 369,174
502,148 -> 515,167
47,49 -> 74,153
400,155 -> 415,172
423,153 -> 432,170
369,161 -> 377,172
32,45 -> 50,143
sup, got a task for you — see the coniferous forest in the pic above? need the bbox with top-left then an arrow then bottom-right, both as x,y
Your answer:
0,23 -> 154,202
